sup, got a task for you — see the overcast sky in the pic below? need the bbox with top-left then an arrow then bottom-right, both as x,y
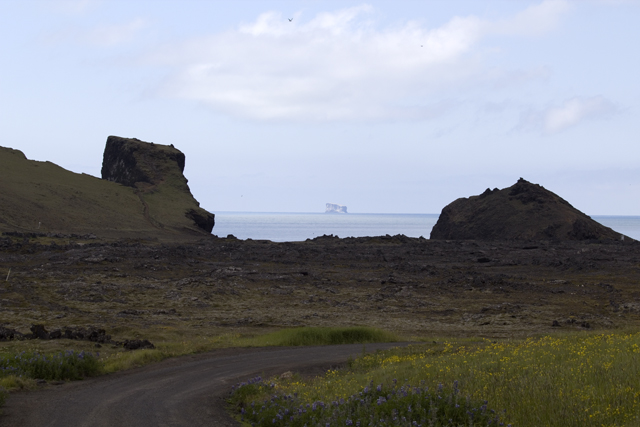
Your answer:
1,0 -> 638,215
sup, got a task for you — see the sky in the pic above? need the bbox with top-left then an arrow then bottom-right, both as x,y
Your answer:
1,0 -> 638,215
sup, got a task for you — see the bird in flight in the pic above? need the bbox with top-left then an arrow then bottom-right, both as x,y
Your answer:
288,18 -> 293,22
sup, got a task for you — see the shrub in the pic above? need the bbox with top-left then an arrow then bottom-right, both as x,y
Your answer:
0,350 -> 100,381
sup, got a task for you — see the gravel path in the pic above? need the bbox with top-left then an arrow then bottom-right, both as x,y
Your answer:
1,343 -> 406,427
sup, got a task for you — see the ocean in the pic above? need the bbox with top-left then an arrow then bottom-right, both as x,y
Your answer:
212,212 -> 640,242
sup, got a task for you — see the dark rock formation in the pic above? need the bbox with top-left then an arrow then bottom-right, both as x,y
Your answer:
0,326 -> 23,341
123,339 -> 155,350
101,136 -> 215,233
430,178 -> 627,241
30,324 -> 50,340
186,208 -> 215,233
23,325 -> 113,342
102,136 -> 186,188
6,324 -> 155,350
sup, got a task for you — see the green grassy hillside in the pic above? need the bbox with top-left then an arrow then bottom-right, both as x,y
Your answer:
0,142 -> 212,240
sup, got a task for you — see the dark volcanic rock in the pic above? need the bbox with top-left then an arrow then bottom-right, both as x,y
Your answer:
0,326 -> 23,341
30,324 -> 50,340
430,178 -> 626,241
186,208 -> 215,234
102,136 -> 186,188
123,339 -> 155,350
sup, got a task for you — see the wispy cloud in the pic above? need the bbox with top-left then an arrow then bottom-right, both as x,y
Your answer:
87,18 -> 147,46
45,18 -> 147,47
493,0 -> 572,36
517,95 -> 618,134
589,0 -> 640,5
148,1 -> 570,121
47,0 -> 100,14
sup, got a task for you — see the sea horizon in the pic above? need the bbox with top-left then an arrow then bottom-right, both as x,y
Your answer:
215,210 -> 639,216
211,211 -> 640,242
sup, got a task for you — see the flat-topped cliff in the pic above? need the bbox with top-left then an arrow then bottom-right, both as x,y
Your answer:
101,136 -> 214,233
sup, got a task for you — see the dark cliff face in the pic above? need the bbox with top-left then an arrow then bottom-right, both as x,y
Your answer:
101,136 -> 214,234
102,136 -> 186,187
430,178 -> 625,241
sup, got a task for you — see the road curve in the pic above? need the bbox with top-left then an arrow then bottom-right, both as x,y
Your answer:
2,343 -> 406,427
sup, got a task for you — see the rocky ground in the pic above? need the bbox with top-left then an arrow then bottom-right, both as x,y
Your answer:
1,233 -> 639,339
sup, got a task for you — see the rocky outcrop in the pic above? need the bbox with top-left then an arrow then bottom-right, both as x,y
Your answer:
0,324 -> 155,350
123,339 -> 155,350
101,136 -> 214,233
102,136 -> 186,187
430,178 -> 627,241
186,209 -> 215,233
326,203 -> 348,214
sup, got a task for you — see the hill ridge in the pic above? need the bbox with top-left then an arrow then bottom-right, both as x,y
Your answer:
430,178 -> 628,241
0,137 -> 214,240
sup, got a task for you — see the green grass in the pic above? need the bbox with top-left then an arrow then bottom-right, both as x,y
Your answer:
241,327 -> 399,347
0,350 -> 100,384
231,330 -> 640,426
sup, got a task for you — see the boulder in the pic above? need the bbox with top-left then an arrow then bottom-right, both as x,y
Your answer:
430,178 -> 627,241
122,339 -> 155,350
30,324 -> 50,340
62,326 -> 112,343
0,326 -> 23,341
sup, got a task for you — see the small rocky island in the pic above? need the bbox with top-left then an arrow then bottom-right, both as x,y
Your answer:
325,203 -> 348,214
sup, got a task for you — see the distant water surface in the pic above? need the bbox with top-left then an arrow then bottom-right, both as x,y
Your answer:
213,212 -> 439,242
592,216 -> 640,241
213,212 -> 640,242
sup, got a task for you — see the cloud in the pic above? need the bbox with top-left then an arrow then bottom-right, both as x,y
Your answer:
493,0 -> 572,36
87,18 -> 147,46
517,96 -> 618,134
589,0 -> 640,5
47,0 -> 100,14
45,18 -> 147,47
149,1 -> 570,121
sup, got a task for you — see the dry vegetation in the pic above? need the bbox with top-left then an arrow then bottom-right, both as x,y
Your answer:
1,233 -> 639,344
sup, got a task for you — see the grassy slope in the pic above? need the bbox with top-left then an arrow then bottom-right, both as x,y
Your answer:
0,147 -> 149,234
139,173 -> 205,234
0,146 -> 206,239
116,139 -> 210,234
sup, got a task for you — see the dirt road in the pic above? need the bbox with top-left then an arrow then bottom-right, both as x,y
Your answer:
1,343 -> 405,427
